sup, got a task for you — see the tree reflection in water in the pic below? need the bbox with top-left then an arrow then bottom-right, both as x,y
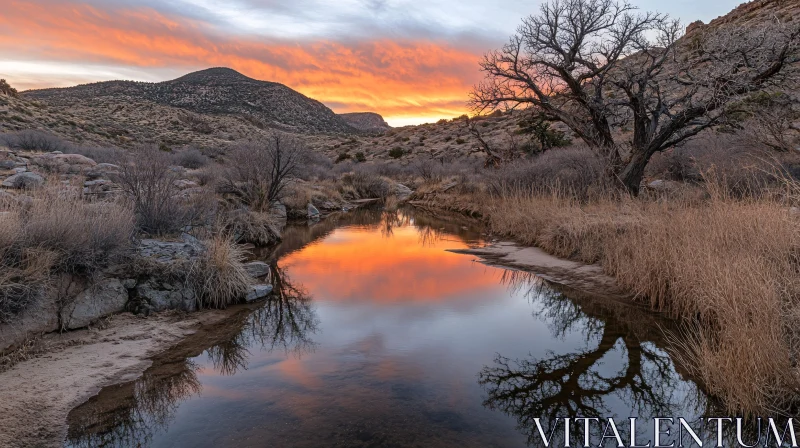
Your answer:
65,267 -> 318,448
479,271 -> 703,445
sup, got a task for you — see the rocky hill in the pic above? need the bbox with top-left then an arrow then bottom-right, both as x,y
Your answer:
339,112 -> 391,133
10,68 -> 362,148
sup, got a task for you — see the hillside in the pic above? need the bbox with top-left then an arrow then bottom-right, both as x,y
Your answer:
12,68 -> 359,148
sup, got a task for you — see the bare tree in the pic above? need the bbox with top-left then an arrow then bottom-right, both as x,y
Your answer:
222,133 -> 306,211
470,0 -> 799,194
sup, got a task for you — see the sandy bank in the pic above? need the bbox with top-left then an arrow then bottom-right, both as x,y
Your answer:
449,241 -> 629,300
0,308 -> 248,448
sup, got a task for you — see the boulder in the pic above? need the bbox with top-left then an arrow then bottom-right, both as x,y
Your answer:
244,261 -> 271,279
2,172 -> 44,189
135,281 -> 197,312
270,202 -> 287,227
647,179 -> 679,192
0,295 -> 60,353
246,284 -> 273,302
393,183 -> 413,200
139,233 -> 205,263
62,278 -> 129,330
307,203 -> 320,219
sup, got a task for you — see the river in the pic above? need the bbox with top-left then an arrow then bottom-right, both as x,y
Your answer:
64,207 -> 719,447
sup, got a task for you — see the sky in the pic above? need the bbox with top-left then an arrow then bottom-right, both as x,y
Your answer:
0,0 -> 742,126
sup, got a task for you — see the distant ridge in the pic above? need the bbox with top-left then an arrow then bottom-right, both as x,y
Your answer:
339,112 -> 391,133
25,68 -> 358,135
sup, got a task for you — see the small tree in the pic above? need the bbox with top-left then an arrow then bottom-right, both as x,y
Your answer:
471,0 -> 799,194
223,134 -> 305,211
0,79 -> 17,97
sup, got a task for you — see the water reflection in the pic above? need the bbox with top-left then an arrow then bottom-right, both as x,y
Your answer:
481,272 -> 703,445
64,208 -> 725,448
65,268 -> 318,447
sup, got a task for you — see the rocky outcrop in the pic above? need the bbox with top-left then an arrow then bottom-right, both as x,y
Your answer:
62,278 -> 128,330
1,172 -> 44,189
339,112 -> 392,133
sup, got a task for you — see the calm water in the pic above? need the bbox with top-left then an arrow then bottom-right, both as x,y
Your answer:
65,207 -> 715,447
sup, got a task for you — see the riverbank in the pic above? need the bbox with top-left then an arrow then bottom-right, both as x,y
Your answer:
0,306 -> 262,448
413,180 -> 800,415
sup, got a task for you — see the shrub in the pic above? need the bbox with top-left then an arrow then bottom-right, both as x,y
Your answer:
354,152 -> 366,163
488,146 -> 610,199
190,235 -> 252,309
21,187 -> 135,273
220,208 -> 281,246
0,182 -> 134,321
173,148 -> 209,169
116,146 -> 210,235
388,147 -> 405,159
340,170 -> 392,199
1,130 -> 70,152
222,134 -> 306,211
0,79 -> 17,97
66,146 -> 127,164
335,152 -> 351,163
455,138 -> 466,144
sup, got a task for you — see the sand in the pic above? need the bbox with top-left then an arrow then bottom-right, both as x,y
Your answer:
449,241 -> 628,299
0,309 -> 242,448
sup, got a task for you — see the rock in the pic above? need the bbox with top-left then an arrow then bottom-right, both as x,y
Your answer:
246,284 -> 273,302
86,163 -> 120,180
0,160 -> 15,170
393,183 -> 413,200
135,281 -> 196,312
2,172 -> 44,189
122,279 -> 137,289
788,207 -> 799,218
63,278 -> 129,330
139,233 -> 205,263
307,203 -> 320,219
270,202 -> 287,227
53,153 -> 96,166
647,179 -> 679,192
0,295 -> 60,353
244,261 -> 271,279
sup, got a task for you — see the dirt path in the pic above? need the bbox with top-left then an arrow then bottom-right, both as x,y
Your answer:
0,309 -> 244,448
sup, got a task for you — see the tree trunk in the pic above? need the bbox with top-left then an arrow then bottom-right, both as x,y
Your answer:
617,150 -> 651,195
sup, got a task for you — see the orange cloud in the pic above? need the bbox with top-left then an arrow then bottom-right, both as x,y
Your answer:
0,1 -> 483,123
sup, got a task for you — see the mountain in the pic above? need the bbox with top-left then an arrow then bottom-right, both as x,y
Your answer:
12,68 -> 361,148
338,112 -> 391,133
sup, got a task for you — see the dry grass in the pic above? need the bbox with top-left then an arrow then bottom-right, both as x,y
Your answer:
452,179 -> 800,415
190,235 -> 252,309
0,181 -> 134,321
220,208 -> 281,246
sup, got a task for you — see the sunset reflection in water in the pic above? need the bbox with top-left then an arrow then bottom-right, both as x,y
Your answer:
65,209 -> 704,448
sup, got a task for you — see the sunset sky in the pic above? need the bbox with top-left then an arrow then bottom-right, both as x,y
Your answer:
1,0 -> 740,126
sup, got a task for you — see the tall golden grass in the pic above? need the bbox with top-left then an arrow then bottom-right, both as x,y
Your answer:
190,235 -> 252,309
450,179 -> 800,414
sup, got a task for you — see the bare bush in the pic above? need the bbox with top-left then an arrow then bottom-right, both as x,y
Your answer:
1,130 -> 70,152
65,146 -> 127,165
172,148 -> 209,169
21,187 -> 135,273
488,146 -> 610,199
0,182 -> 134,321
339,170 -> 392,199
222,134 -> 306,211
116,146 -> 210,235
